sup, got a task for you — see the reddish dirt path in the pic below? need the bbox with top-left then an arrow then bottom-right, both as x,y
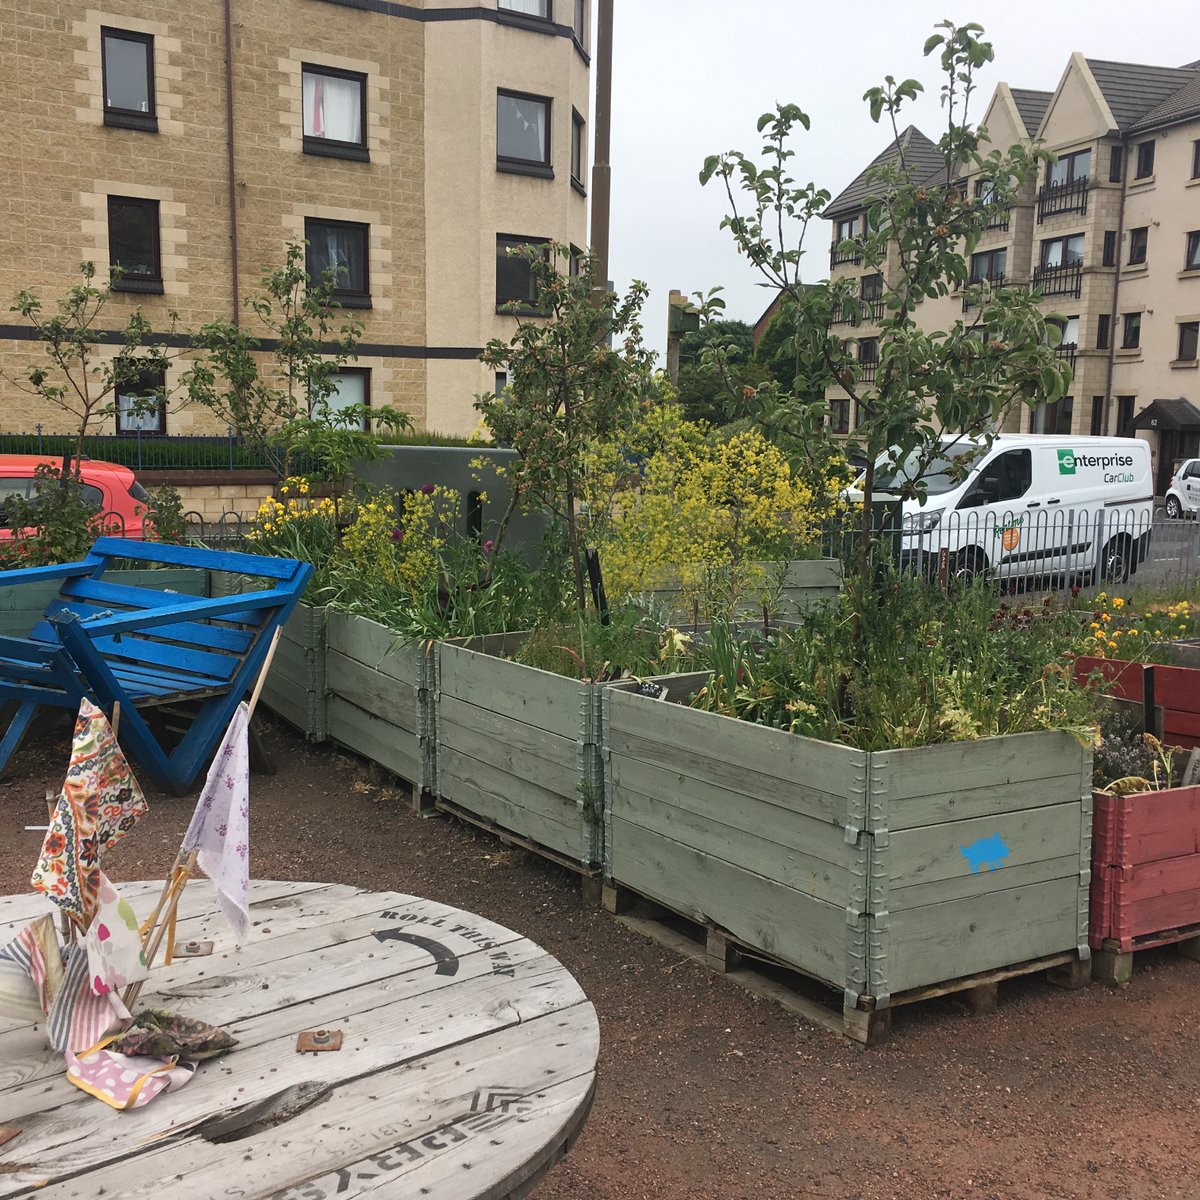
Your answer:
3,714 -> 1198,1199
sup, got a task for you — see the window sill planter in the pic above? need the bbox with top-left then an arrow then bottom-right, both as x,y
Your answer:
603,683 -> 1092,1043
210,573 -> 327,741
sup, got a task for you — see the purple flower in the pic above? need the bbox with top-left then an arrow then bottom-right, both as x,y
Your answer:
390,528 -> 404,542
419,483 -> 435,495
483,539 -> 494,554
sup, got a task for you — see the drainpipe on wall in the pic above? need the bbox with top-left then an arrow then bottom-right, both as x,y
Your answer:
589,0 -> 613,292
1102,137 -> 1129,434
224,0 -> 241,326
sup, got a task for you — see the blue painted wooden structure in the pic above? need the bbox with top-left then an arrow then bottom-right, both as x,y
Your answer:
0,538 -> 312,794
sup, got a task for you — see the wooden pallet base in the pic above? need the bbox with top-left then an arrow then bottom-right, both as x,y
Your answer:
1093,925 -> 1200,986
434,797 -> 602,902
603,882 -> 1088,1045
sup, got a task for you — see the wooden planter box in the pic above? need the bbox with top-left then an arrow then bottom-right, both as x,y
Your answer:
1076,655 -> 1200,750
645,558 -> 841,622
0,568 -> 205,637
211,572 -> 326,740
435,634 -> 602,868
325,611 -> 434,795
604,684 -> 1092,1037
1091,784 -> 1200,974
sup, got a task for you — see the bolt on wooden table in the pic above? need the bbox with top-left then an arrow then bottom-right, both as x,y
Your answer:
0,881 -> 598,1200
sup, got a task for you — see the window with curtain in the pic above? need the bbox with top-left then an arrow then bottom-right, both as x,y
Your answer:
305,218 -> 370,306
497,91 -> 550,168
302,66 -> 366,157
115,365 -> 166,434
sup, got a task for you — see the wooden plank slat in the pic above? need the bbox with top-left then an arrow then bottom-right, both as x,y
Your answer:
437,643 -> 586,742
438,703 -> 580,784
610,768 -> 850,906
606,688 -> 860,807
326,696 -> 422,786
608,814 -> 851,990
327,649 -> 418,729
884,876 -> 1081,994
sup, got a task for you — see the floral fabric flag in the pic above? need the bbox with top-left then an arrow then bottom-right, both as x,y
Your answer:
31,699 -> 148,931
84,873 -> 147,996
183,703 -> 250,943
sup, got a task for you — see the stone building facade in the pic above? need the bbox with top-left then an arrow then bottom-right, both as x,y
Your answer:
821,52 -> 1200,493
0,0 -> 590,440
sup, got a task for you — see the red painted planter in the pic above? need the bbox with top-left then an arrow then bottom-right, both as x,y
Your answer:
1075,655 -> 1200,750
1090,784 -> 1200,951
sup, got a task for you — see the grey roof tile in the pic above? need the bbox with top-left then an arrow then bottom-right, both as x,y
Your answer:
1009,88 -> 1053,138
823,125 -> 945,218
1086,58 -> 1200,132
1129,73 -> 1200,133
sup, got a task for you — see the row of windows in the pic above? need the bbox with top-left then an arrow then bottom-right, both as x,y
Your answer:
112,366 -> 370,436
1044,137 -> 1200,188
828,393 -> 1150,439
102,24 -> 588,184
967,229 -> 1200,279
109,195 -> 568,315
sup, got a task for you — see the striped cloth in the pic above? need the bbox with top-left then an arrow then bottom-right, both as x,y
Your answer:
46,944 -> 128,1054
0,914 -> 61,1024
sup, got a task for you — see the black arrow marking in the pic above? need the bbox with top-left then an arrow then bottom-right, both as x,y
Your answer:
372,928 -> 460,975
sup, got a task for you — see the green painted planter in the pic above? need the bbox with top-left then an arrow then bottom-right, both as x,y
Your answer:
211,572 -> 327,740
0,568 -> 206,637
435,634 -> 602,867
325,611 -> 434,795
603,684 -> 1092,1031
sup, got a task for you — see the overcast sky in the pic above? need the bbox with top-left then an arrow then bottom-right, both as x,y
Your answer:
605,0 -> 1197,359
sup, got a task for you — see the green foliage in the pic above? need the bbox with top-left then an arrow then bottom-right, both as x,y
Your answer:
699,21 -> 1071,578
691,578 -> 1104,750
3,463 -> 119,566
182,242 -> 412,484
6,262 -> 175,464
513,609 -> 683,682
477,244 -> 655,617
143,483 -> 187,544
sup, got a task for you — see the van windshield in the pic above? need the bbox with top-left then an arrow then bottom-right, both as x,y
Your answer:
874,444 -> 982,497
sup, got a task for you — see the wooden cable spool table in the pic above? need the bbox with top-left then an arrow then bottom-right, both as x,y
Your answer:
0,881 -> 598,1199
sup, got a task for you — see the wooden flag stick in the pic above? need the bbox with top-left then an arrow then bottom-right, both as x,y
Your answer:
125,629 -> 281,1011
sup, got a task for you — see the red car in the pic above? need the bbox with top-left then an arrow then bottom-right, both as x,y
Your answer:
0,455 -> 149,540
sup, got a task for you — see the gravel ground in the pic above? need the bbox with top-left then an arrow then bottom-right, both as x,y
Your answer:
4,712 -> 1199,1200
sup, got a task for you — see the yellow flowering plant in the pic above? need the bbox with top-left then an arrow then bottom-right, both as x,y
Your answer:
587,413 -> 828,623
1077,592 -> 1199,663
243,476 -> 340,588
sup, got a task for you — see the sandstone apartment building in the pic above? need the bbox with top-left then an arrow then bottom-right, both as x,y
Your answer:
0,0 -> 590,439
823,53 -> 1200,496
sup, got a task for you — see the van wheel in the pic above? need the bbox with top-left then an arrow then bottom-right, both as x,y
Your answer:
952,548 -> 988,587
1166,495 -> 1183,520
1099,536 -> 1133,585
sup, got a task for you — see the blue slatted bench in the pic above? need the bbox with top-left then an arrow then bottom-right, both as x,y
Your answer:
0,537 -> 313,794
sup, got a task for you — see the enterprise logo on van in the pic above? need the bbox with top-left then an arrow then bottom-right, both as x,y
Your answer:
1057,449 -> 1135,476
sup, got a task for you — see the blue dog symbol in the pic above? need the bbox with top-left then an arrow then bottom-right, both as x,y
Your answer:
960,833 -> 1010,874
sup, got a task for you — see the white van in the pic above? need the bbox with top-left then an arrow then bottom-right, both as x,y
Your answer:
868,434 -> 1154,584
